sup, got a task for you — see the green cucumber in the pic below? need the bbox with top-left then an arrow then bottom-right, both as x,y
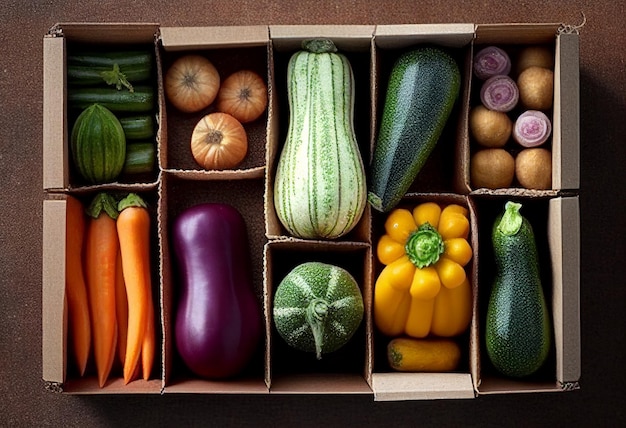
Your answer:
485,201 -> 551,378
119,115 -> 155,140
122,142 -> 156,175
273,261 -> 364,359
71,104 -> 126,184
368,47 -> 461,212
68,50 -> 153,90
68,86 -> 155,112
273,39 -> 367,239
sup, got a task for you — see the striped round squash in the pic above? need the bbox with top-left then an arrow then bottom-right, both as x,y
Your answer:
273,39 -> 367,239
273,261 -> 364,359
70,103 -> 126,184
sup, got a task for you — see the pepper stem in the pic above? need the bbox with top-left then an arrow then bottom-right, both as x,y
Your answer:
497,201 -> 523,236
305,298 -> 329,360
405,223 -> 444,269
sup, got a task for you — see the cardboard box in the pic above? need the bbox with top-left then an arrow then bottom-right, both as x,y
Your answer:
42,22 -> 580,400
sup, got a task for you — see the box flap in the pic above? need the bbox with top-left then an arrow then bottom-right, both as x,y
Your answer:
270,25 -> 375,51
553,32 -> 580,190
42,36 -> 67,191
42,198 -> 68,385
160,26 -> 269,50
475,23 -> 560,44
548,197 -> 581,386
372,373 -> 475,401
47,22 -> 159,43
374,23 -> 475,48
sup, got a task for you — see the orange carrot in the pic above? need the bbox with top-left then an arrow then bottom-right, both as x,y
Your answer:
65,195 -> 91,376
142,284 -> 155,381
115,248 -> 128,367
85,193 -> 119,388
117,193 -> 153,384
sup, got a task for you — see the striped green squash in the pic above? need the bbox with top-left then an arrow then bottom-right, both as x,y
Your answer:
70,103 -> 126,184
273,39 -> 367,239
273,262 -> 364,359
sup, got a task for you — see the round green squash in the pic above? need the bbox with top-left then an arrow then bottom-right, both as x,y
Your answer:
71,103 -> 126,184
273,261 -> 364,359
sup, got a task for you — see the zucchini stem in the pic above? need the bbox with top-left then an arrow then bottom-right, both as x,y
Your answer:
100,63 -> 135,92
405,223 -> 444,269
497,201 -> 523,236
306,298 -> 329,360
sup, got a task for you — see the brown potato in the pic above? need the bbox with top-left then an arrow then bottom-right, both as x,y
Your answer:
517,66 -> 554,110
515,148 -> 552,190
471,148 -> 515,189
469,105 -> 512,148
515,45 -> 554,75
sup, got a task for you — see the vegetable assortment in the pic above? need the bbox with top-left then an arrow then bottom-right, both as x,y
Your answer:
68,48 -> 158,185
470,44 -> 555,190
66,193 -> 155,387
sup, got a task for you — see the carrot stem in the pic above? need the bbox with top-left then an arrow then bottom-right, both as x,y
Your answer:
85,193 -> 119,388
117,193 -> 152,384
65,196 -> 91,376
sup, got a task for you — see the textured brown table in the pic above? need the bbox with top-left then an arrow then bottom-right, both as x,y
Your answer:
2,1 -> 624,426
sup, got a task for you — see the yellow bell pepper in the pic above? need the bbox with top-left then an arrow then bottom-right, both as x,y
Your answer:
374,202 -> 473,338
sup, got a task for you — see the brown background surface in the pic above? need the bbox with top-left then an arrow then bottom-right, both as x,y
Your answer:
1,1 -> 624,426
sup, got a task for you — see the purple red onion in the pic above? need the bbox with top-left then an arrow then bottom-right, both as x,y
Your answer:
480,75 -> 519,112
473,46 -> 512,80
513,110 -> 552,147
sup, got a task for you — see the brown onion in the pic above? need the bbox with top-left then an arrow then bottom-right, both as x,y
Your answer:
480,75 -> 519,112
513,110 -> 551,147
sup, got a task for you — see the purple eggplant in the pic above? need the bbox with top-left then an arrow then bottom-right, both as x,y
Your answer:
172,203 -> 262,379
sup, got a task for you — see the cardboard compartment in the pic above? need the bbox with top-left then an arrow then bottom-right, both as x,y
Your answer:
159,174 -> 268,393
471,195 -> 580,394
265,25 -> 374,242
368,193 -> 477,401
43,23 -> 162,192
42,190 -> 163,394
458,23 -> 580,194
372,24 -> 474,195
158,26 -> 270,180
264,239 -> 372,394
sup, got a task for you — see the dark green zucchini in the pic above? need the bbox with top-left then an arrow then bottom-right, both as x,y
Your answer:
119,115 -> 155,140
122,142 -> 156,175
68,86 -> 155,112
68,50 -> 154,89
368,47 -> 461,212
485,201 -> 551,378
68,50 -> 153,68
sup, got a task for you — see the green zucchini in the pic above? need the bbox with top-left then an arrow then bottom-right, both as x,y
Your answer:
273,39 -> 367,239
368,47 -> 461,212
68,86 -> 155,112
273,261 -> 364,359
122,142 -> 156,175
485,201 -> 551,378
68,50 -> 154,90
68,50 -> 153,68
71,104 -> 126,184
119,115 -> 155,140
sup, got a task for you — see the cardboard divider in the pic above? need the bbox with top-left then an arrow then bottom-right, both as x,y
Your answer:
264,239 -> 372,393
368,193 -> 477,400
